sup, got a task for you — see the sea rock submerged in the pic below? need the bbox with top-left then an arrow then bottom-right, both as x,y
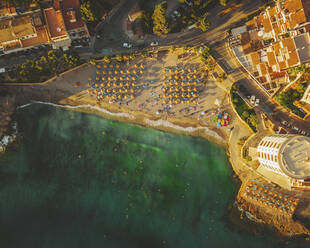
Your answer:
0,121 -> 17,152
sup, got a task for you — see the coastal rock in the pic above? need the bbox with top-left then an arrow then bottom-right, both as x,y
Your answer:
0,92 -> 16,151
237,193 -> 310,237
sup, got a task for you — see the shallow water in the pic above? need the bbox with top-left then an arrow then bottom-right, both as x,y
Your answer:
0,104 -> 305,248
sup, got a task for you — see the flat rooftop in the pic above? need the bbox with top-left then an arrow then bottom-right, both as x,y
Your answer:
0,16 -> 36,43
294,32 -> 310,63
280,136 -> 310,179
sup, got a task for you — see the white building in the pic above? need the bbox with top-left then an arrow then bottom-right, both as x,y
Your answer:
257,134 -> 310,190
301,84 -> 310,105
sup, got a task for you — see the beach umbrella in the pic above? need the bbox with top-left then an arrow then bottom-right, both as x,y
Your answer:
119,89 -> 123,93
88,77 -> 92,81
109,64 -> 113,68
124,95 -> 127,99
116,64 -> 120,68
127,70 -> 130,74
140,64 -> 144,68
134,64 -> 138,68
114,70 -> 118,74
109,71 -> 112,75
96,71 -> 100,75
132,76 -> 136,80
103,65 -> 107,68
131,94 -> 135,99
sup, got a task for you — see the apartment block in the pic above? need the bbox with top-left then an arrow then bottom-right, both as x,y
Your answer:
229,0 -> 310,96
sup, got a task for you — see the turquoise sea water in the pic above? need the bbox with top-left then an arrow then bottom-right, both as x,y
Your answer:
0,104 -> 306,248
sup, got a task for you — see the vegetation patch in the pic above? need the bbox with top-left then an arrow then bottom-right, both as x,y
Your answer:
275,81 -> 309,118
230,84 -> 258,132
6,50 -> 82,83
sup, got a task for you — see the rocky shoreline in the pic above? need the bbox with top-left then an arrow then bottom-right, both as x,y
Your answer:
1,62 -> 310,239
0,93 -> 17,152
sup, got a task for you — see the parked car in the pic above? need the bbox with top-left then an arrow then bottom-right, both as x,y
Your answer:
150,41 -> 159,46
292,126 -> 299,131
123,43 -> 132,48
255,98 -> 260,106
250,95 -> 255,105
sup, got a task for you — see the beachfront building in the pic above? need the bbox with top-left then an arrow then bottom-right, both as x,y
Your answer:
229,0 -> 310,96
301,84 -> 310,105
256,134 -> 310,190
43,7 -> 71,49
59,0 -> 89,40
0,13 -> 50,55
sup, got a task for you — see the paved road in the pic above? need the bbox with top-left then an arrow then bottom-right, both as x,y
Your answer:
213,38 -> 310,134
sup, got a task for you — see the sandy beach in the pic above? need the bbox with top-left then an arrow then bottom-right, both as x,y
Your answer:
5,48 -> 310,237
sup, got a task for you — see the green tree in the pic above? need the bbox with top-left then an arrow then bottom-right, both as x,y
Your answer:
129,53 -> 136,60
152,1 -> 170,35
182,45 -> 189,52
103,56 -> 111,63
248,114 -> 258,127
89,58 -> 96,65
47,50 -> 57,61
200,46 -> 211,63
63,52 -> 79,67
194,14 -> 211,32
141,51 -> 148,58
80,1 -> 96,22
220,0 -> 227,6
169,45 -> 176,52
116,54 -> 123,62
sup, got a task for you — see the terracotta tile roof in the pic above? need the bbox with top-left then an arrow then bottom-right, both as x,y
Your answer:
283,0 -> 303,12
258,63 -> 267,75
21,26 -> 49,47
250,52 -> 260,65
44,8 -> 67,38
272,23 -> 282,35
273,42 -> 281,55
256,14 -> 264,27
268,7 -> 276,17
287,50 -> 300,67
262,16 -> 272,33
289,9 -> 307,28
61,0 -> 85,31
270,71 -> 287,80
279,61 -> 287,70
246,19 -> 257,31
282,37 -> 296,52
267,52 -> 277,66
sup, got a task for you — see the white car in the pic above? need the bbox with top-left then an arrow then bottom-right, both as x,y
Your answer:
150,41 -> 159,46
123,43 -> 132,48
250,95 -> 255,105
255,98 -> 260,106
